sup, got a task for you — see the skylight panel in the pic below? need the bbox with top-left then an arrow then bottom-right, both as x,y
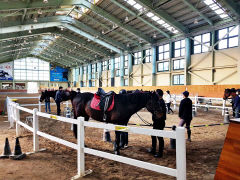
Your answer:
146,12 -> 154,17
134,3 -> 142,10
203,0 -> 229,19
152,16 -> 160,21
127,0 -> 136,6
124,0 -> 179,34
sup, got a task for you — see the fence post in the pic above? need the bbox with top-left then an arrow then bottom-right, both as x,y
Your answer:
33,108 -> 39,152
77,117 -> 85,177
194,95 -> 197,113
222,100 -> 226,116
38,96 -> 41,112
15,103 -> 21,137
176,127 -> 186,180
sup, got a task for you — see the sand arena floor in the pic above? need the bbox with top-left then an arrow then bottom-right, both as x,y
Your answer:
0,93 -> 228,180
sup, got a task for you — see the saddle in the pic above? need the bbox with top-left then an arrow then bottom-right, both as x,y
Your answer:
90,88 -> 115,114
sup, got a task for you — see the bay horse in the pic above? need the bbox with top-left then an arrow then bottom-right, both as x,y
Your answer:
62,90 -> 164,155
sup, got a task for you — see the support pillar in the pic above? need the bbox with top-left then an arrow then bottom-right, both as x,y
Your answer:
98,62 -> 102,87
185,38 -> 191,85
88,64 -> 92,87
128,53 -> 133,86
152,46 -> 157,86
111,57 -> 115,87
120,52 -> 125,86
211,30 -> 216,84
79,66 -> 83,87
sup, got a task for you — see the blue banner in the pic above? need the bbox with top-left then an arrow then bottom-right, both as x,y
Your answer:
50,65 -> 68,82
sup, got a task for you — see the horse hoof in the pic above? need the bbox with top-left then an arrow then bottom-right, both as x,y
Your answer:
114,151 -> 120,155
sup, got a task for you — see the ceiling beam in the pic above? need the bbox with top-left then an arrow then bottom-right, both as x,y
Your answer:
221,0 -> 240,18
135,0 -> 189,33
79,0 -> 154,43
181,0 -> 213,25
110,0 -> 170,38
0,16 -> 123,54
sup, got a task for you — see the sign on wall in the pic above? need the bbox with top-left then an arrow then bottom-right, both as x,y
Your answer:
50,65 -> 68,82
0,62 -> 13,80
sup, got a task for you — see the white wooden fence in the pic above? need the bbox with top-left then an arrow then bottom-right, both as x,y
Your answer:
7,99 -> 186,180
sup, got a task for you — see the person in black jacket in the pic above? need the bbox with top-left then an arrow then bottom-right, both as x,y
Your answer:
179,91 -> 193,142
55,86 -> 63,116
44,90 -> 51,113
148,89 -> 167,158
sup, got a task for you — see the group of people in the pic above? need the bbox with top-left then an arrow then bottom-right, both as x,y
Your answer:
148,89 -> 192,158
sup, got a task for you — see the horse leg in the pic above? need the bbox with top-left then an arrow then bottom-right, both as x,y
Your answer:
114,131 -> 121,155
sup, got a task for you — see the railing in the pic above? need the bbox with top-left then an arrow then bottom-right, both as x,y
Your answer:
8,100 -> 186,180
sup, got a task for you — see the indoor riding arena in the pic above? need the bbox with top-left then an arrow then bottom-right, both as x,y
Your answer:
0,0 -> 240,180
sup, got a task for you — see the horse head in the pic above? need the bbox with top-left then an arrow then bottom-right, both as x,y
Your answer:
39,90 -> 45,102
146,91 -> 163,119
223,88 -> 232,100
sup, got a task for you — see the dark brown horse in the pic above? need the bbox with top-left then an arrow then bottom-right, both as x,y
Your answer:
63,91 -> 164,155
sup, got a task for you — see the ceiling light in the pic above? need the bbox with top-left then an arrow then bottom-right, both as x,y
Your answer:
194,19 -> 198,24
38,9 -> 42,15
28,29 -> 32,34
153,33 -> 157,38
34,17 -> 38,23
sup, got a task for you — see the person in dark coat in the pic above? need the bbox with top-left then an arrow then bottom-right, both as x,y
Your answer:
44,90 -> 51,113
232,89 -> 240,118
55,86 -> 63,116
76,88 -> 81,94
148,89 -> 167,158
178,91 -> 193,142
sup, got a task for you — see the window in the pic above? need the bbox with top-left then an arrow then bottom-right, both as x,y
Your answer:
83,66 -> 87,74
173,74 -> 184,85
144,49 -> 151,63
115,57 -> 120,76
92,80 -> 95,87
193,33 -> 211,54
102,61 -> 108,71
133,51 -> 141,65
173,59 -> 185,70
124,55 -> 128,67
174,40 -> 185,57
157,62 -> 169,72
83,81 -> 86,87
14,57 -> 49,81
124,68 -> 128,76
91,64 -> 96,79
158,44 -> 170,60
218,26 -> 239,49
124,79 -> 128,86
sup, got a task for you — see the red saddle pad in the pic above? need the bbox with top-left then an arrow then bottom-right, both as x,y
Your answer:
90,94 -> 114,111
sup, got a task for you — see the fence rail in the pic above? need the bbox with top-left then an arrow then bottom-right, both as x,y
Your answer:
7,98 -> 186,180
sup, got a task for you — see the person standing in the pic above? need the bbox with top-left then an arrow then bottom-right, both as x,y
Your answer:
179,91 -> 193,142
55,86 -> 63,116
165,90 -> 174,114
148,89 -> 167,158
76,88 -> 81,94
232,89 -> 240,118
44,90 -> 51,113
